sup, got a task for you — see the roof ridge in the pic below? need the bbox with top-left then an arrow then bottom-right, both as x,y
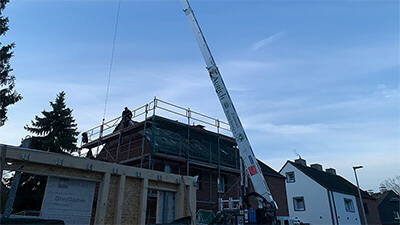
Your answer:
288,161 -> 374,200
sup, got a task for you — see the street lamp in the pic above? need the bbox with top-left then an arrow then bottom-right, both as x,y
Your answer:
353,166 -> 368,225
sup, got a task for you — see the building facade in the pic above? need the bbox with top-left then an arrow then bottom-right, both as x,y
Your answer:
373,190 -> 400,225
280,158 -> 381,225
83,107 -> 289,222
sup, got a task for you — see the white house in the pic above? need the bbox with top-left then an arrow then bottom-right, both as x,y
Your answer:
280,158 -> 379,225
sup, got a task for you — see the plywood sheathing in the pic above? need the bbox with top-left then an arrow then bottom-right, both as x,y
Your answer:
122,177 -> 142,224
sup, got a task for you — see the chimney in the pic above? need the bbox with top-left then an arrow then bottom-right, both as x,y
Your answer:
295,158 -> 306,166
326,168 -> 336,175
380,186 -> 388,194
310,163 -> 323,171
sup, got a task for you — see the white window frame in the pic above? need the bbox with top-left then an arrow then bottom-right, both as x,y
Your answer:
286,171 -> 295,183
344,198 -> 355,212
293,196 -> 305,211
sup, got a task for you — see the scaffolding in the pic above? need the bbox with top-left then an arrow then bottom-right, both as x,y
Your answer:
83,97 -> 230,144
81,97 -> 244,212
81,97 -> 232,164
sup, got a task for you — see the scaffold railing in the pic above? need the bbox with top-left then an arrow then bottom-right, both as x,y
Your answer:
82,97 -> 231,143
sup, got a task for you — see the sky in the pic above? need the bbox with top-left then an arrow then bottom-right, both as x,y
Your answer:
1,0 -> 399,192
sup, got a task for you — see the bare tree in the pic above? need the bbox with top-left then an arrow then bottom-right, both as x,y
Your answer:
380,175 -> 400,195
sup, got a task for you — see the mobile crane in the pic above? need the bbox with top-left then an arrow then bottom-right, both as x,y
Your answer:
180,1 -> 278,224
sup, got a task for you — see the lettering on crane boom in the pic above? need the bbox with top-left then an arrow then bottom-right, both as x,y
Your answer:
248,155 -> 255,165
212,76 -> 227,100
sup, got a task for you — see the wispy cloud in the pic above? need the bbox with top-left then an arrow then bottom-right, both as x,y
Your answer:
251,32 -> 285,51
374,84 -> 398,99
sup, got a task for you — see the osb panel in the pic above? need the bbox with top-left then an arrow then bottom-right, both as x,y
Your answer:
105,175 -> 119,224
148,180 -> 178,191
121,177 -> 142,224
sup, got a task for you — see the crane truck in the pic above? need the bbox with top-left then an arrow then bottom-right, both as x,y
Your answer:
180,1 -> 284,224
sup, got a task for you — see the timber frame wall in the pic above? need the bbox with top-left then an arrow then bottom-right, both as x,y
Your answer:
0,144 -> 196,224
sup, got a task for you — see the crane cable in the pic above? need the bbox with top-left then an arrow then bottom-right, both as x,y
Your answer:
97,0 -> 122,155
103,0 -> 122,122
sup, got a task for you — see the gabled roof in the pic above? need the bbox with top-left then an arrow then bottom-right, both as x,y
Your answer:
372,191 -> 392,205
372,190 -> 400,205
286,161 -> 374,199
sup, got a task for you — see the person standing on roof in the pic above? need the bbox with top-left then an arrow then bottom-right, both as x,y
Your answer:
122,107 -> 132,128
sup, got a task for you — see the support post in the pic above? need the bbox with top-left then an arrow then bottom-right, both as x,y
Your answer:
140,104 -> 149,168
176,182 -> 185,219
94,172 -> 111,225
139,178 -> 149,225
114,174 -> 126,224
188,183 -> 196,224
0,145 -> 7,183
3,171 -> 21,217
187,108 -> 191,176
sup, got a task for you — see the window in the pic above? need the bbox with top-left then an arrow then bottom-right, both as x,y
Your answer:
218,175 -> 226,193
286,172 -> 295,183
344,198 -> 355,212
394,211 -> 400,220
293,197 -> 305,211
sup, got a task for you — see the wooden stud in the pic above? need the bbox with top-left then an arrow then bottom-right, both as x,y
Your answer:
175,182 -> 185,219
94,172 -> 111,225
188,183 -> 197,224
139,178 -> 149,225
114,174 -> 126,224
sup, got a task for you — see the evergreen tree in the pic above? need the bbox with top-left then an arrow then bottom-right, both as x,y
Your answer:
0,0 -> 22,126
25,91 -> 79,154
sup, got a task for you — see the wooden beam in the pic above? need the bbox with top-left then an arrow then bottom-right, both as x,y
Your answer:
1,145 -> 193,186
188,183 -> 196,224
139,178 -> 149,225
4,161 -> 102,182
175,183 -> 185,219
114,174 -> 126,224
94,172 -> 111,225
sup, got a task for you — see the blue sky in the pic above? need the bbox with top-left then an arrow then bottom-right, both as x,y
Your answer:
1,0 -> 399,192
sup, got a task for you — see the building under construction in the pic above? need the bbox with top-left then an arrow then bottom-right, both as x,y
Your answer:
81,98 -> 289,223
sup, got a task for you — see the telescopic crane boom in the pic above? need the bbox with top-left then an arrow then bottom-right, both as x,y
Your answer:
180,0 -> 278,210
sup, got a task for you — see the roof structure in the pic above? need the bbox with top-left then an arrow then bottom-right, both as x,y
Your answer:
145,116 -> 238,167
372,190 -> 393,205
285,161 -> 374,199
258,159 -> 286,179
143,116 -> 284,178
371,190 -> 400,224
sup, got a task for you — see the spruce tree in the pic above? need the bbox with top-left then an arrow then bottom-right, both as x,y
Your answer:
25,91 -> 79,154
0,0 -> 22,126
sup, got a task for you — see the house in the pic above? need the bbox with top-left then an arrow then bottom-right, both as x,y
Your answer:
280,158 -> 381,225
82,100 -> 289,223
372,189 -> 400,225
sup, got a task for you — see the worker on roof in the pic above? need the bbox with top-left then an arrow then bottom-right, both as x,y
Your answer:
122,107 -> 133,128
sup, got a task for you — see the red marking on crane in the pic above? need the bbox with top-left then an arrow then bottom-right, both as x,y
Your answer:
248,165 -> 258,176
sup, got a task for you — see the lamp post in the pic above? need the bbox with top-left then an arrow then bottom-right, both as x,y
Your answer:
353,166 -> 368,225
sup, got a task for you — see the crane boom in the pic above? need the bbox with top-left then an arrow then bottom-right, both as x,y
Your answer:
180,0 -> 277,209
